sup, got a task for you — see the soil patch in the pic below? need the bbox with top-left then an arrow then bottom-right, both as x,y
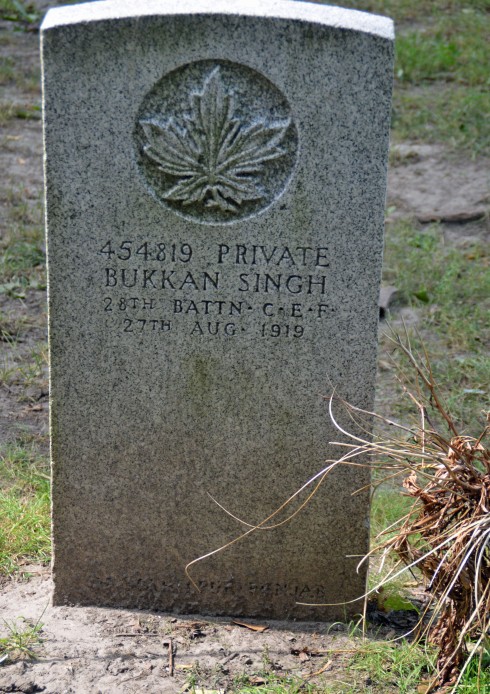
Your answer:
0,573 -> 363,694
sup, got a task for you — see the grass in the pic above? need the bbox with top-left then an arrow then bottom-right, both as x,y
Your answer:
0,340 -> 48,394
395,10 -> 489,87
0,56 -> 16,85
0,617 -> 43,663
0,56 -> 40,93
0,0 -> 39,25
330,0 -> 490,27
0,197 -> 45,294
222,641 -> 489,693
381,221 -> 490,435
162,639 -> 490,693
370,487 -> 413,539
316,1 -> 490,154
393,6 -> 489,154
0,102 -> 41,125
232,674 -> 320,693
17,343 -> 48,393
0,2 -> 486,692
457,650 -> 490,692
0,310 -> 28,342
184,661 -> 327,693
393,86 -> 490,154
0,437 -> 50,574
349,641 -> 435,693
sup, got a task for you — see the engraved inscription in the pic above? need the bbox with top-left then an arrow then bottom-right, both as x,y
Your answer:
91,573 -> 329,608
98,238 -> 335,338
135,60 -> 298,223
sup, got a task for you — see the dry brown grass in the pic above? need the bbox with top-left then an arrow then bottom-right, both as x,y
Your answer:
333,328 -> 489,692
188,327 -> 489,691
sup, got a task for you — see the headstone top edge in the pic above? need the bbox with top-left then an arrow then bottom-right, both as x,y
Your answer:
41,0 -> 394,40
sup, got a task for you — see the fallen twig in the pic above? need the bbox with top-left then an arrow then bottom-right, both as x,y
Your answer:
163,638 -> 174,676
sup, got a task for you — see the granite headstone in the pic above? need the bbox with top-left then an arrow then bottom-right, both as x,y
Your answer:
42,0 -> 394,618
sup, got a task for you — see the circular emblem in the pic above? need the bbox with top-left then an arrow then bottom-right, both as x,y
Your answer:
135,60 -> 298,224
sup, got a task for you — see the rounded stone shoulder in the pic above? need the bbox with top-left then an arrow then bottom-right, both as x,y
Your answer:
41,0 -> 394,41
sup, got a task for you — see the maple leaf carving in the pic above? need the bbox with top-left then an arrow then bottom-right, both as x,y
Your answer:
140,67 -> 290,214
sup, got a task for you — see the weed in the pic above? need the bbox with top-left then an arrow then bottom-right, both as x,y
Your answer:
0,355 -> 17,386
345,331 -> 490,690
0,310 -> 29,342
0,340 -> 48,394
388,146 -> 420,167
5,188 -> 42,226
261,643 -> 272,669
0,616 -> 43,663
183,661 -> 208,690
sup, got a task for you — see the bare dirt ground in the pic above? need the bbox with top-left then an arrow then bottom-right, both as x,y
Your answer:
0,3 -> 488,693
0,570 -> 368,693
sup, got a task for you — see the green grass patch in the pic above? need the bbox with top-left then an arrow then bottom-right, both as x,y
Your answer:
392,6 -> 488,153
396,10 -> 490,86
0,0 -> 39,25
0,617 -> 43,663
384,222 -> 489,352
348,640 -> 435,693
0,340 -> 48,395
315,2 -> 490,153
17,343 -> 48,395
1,237 -> 45,276
393,85 -> 490,154
382,221 -> 489,434
371,488 -> 413,540
369,489 -> 421,604
0,56 -> 16,85
316,0 -> 490,25
0,211 -> 45,296
232,673 -> 319,693
0,55 -> 40,92
0,310 -> 28,342
457,650 -> 490,692
0,439 -> 50,574
0,102 -> 41,124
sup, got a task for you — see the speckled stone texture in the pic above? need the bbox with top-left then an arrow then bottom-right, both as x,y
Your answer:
42,0 -> 394,619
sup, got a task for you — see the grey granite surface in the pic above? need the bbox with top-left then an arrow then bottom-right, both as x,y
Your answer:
42,0 -> 393,619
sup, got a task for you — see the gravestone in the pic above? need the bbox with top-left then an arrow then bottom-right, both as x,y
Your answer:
42,0 -> 394,619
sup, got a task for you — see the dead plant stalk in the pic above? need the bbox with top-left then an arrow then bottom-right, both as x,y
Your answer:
187,329 -> 489,691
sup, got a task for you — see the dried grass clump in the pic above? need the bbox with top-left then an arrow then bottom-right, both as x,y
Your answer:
392,435 -> 489,689
337,330 -> 490,692
188,328 -> 489,691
